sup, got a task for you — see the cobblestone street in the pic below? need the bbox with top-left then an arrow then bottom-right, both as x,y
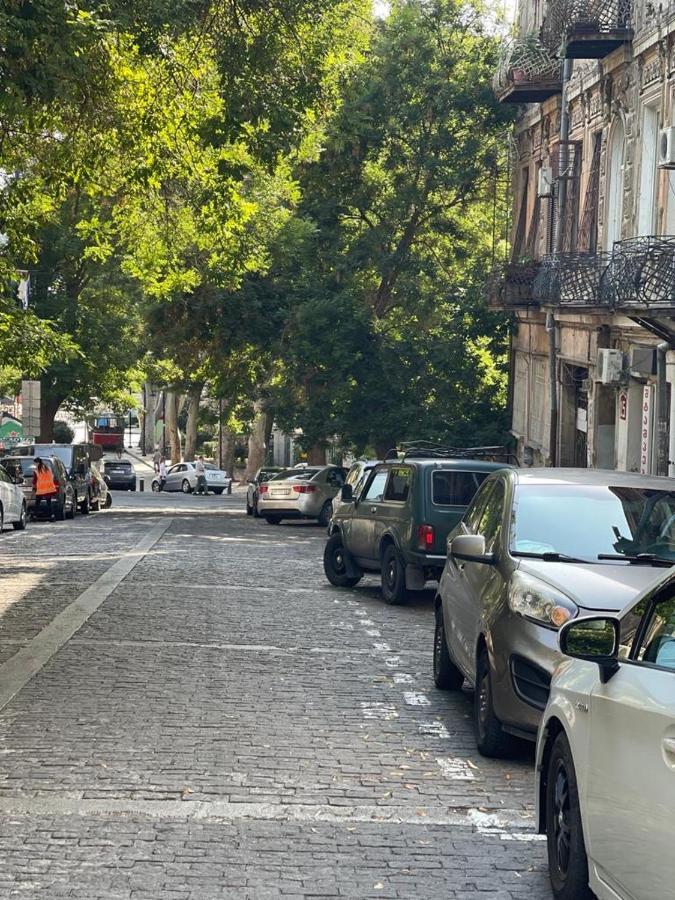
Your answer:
0,492 -> 551,899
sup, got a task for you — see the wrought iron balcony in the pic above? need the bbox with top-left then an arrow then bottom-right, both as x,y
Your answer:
493,35 -> 562,104
534,252 -> 612,306
487,260 -> 541,309
600,237 -> 675,309
542,0 -> 632,59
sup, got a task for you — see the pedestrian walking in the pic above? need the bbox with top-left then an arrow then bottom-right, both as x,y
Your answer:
195,455 -> 208,495
152,447 -> 161,473
32,457 -> 56,521
158,457 -> 167,491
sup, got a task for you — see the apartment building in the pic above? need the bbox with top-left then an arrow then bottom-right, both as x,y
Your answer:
492,0 -> 675,475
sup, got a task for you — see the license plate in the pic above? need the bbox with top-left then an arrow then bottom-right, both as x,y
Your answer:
111,469 -> 126,475
271,489 -> 290,497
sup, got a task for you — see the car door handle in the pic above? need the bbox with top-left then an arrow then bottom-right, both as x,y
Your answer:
370,506 -> 377,514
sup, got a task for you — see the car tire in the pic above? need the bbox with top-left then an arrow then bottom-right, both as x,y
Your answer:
265,516 -> 282,525
433,606 -> 464,690
246,500 -> 253,516
55,500 -> 66,521
12,503 -> 27,531
253,498 -> 261,518
181,479 -> 192,494
66,491 -> 76,519
151,481 -> 160,493
0,505 -> 4,533
318,500 -> 333,529
546,732 -> 592,900
381,544 -> 407,605
474,648 -> 515,758
104,493 -> 112,508
80,495 -> 90,515
213,488 -> 224,495
323,533 -> 361,588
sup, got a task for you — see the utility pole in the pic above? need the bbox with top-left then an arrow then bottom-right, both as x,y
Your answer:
219,398 -> 223,470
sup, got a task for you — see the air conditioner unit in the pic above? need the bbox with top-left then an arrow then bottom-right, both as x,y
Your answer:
537,166 -> 554,197
597,348 -> 624,384
659,127 -> 675,168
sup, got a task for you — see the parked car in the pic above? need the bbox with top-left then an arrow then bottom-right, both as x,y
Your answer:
536,570 -> 675,900
434,467 -> 675,757
325,456 -> 506,603
103,459 -> 137,491
11,443 -> 98,514
1,456 -> 76,520
0,463 -> 27,531
91,464 -> 112,508
151,461 -> 233,494
259,465 -> 347,527
246,466 -> 284,517
331,459 -> 381,518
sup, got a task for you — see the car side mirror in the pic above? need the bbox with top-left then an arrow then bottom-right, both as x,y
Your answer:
559,616 -> 620,684
340,484 -> 353,502
450,534 -> 495,565
247,478 -> 256,485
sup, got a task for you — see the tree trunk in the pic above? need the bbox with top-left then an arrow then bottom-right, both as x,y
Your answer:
219,424 -> 237,476
39,394 -> 63,442
142,382 -> 159,456
184,382 -> 204,462
165,389 -> 182,463
307,444 -> 326,465
244,400 -> 273,480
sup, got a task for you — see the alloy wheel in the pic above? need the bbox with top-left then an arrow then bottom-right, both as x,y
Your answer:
552,762 -> 572,877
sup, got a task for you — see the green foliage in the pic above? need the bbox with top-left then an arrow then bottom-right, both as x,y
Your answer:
52,419 -> 75,443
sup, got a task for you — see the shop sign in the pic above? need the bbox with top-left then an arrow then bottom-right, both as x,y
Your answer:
640,385 -> 653,474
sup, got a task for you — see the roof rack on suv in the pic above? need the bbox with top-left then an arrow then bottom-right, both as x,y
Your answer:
391,441 -> 519,466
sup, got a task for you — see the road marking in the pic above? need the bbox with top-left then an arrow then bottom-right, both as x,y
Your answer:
418,721 -> 450,738
0,518 -> 172,712
403,691 -> 431,706
436,757 -> 475,781
0,797 -> 536,831
373,642 -> 392,652
361,702 -> 398,720
393,673 -> 414,684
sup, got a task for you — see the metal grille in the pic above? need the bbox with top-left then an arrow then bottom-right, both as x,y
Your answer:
493,34 -> 561,95
524,190 -> 541,259
542,0 -> 632,50
600,236 -> 675,306
488,260 -> 541,308
534,251 -> 612,304
512,170 -> 529,260
578,133 -> 602,253
561,142 -> 582,252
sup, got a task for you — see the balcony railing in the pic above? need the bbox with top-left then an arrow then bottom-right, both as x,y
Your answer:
487,260 -> 541,309
600,237 -> 675,308
534,252 -> 612,305
542,0 -> 632,58
493,34 -> 562,104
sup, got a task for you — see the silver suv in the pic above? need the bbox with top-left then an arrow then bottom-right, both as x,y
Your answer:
434,468 -> 675,757
259,465 -> 347,527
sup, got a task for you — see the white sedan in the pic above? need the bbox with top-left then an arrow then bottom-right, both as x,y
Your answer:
0,463 -> 27,531
535,569 -> 675,900
152,462 -> 232,494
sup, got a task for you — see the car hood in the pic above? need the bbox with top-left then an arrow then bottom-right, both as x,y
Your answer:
518,559 -> 667,613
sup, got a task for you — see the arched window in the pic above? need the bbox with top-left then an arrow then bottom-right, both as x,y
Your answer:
604,119 -> 625,251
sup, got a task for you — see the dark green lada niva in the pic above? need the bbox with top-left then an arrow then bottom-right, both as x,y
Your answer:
324,456 -> 510,604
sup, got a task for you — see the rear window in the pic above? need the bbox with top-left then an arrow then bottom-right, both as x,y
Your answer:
272,468 -> 321,481
105,461 -> 132,471
432,470 -> 487,506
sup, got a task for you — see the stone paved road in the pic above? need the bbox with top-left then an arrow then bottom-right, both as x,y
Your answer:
0,491 -> 551,899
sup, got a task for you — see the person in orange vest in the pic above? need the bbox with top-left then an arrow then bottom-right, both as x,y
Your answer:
33,457 -> 57,521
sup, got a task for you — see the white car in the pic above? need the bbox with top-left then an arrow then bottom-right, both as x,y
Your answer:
0,463 -> 28,531
151,462 -> 232,494
535,569 -> 675,900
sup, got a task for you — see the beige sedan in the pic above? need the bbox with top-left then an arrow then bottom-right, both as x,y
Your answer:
258,465 -> 347,527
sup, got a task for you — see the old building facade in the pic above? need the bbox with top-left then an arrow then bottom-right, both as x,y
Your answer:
493,0 -> 675,475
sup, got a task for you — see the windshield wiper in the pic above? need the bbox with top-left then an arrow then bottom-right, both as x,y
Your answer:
511,551 -> 591,563
598,553 -> 675,566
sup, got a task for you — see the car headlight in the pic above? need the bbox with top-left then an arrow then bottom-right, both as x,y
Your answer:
508,571 -> 578,629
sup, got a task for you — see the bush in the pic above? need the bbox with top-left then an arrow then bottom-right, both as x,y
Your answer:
53,420 -> 75,443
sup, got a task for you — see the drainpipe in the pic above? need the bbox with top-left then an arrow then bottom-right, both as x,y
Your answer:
656,342 -> 670,476
547,59 -> 573,466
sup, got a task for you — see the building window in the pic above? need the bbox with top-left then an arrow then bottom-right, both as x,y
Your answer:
605,119 -> 625,250
637,105 -> 659,237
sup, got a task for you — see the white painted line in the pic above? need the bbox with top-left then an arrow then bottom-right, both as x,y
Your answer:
393,673 -> 414,684
436,757 -> 475,781
418,721 -> 450,738
365,629 -> 381,637
403,691 -> 431,707
373,642 -> 392,652
384,656 -> 402,668
500,833 -> 546,842
0,518 -> 173,712
360,702 -> 398,720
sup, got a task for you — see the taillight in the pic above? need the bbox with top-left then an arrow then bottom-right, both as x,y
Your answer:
259,484 -> 269,495
292,484 -> 317,494
417,524 -> 435,551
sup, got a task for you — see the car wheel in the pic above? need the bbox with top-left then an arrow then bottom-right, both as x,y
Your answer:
381,544 -> 407,605
151,481 -> 160,493
433,606 -> 464,690
474,648 -> 515,758
66,491 -> 76,519
323,533 -> 362,588
104,493 -> 112,508
212,488 -> 224,495
318,500 -> 333,529
55,500 -> 66,521
0,505 -> 4,532
12,503 -> 27,531
546,732 -> 592,900
253,497 -> 261,518
265,516 -> 282,525
181,479 -> 192,494
246,500 -> 253,516
80,495 -> 90,515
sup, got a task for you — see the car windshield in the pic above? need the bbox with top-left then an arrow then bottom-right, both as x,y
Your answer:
511,484 -> 675,561
272,468 -> 321,481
